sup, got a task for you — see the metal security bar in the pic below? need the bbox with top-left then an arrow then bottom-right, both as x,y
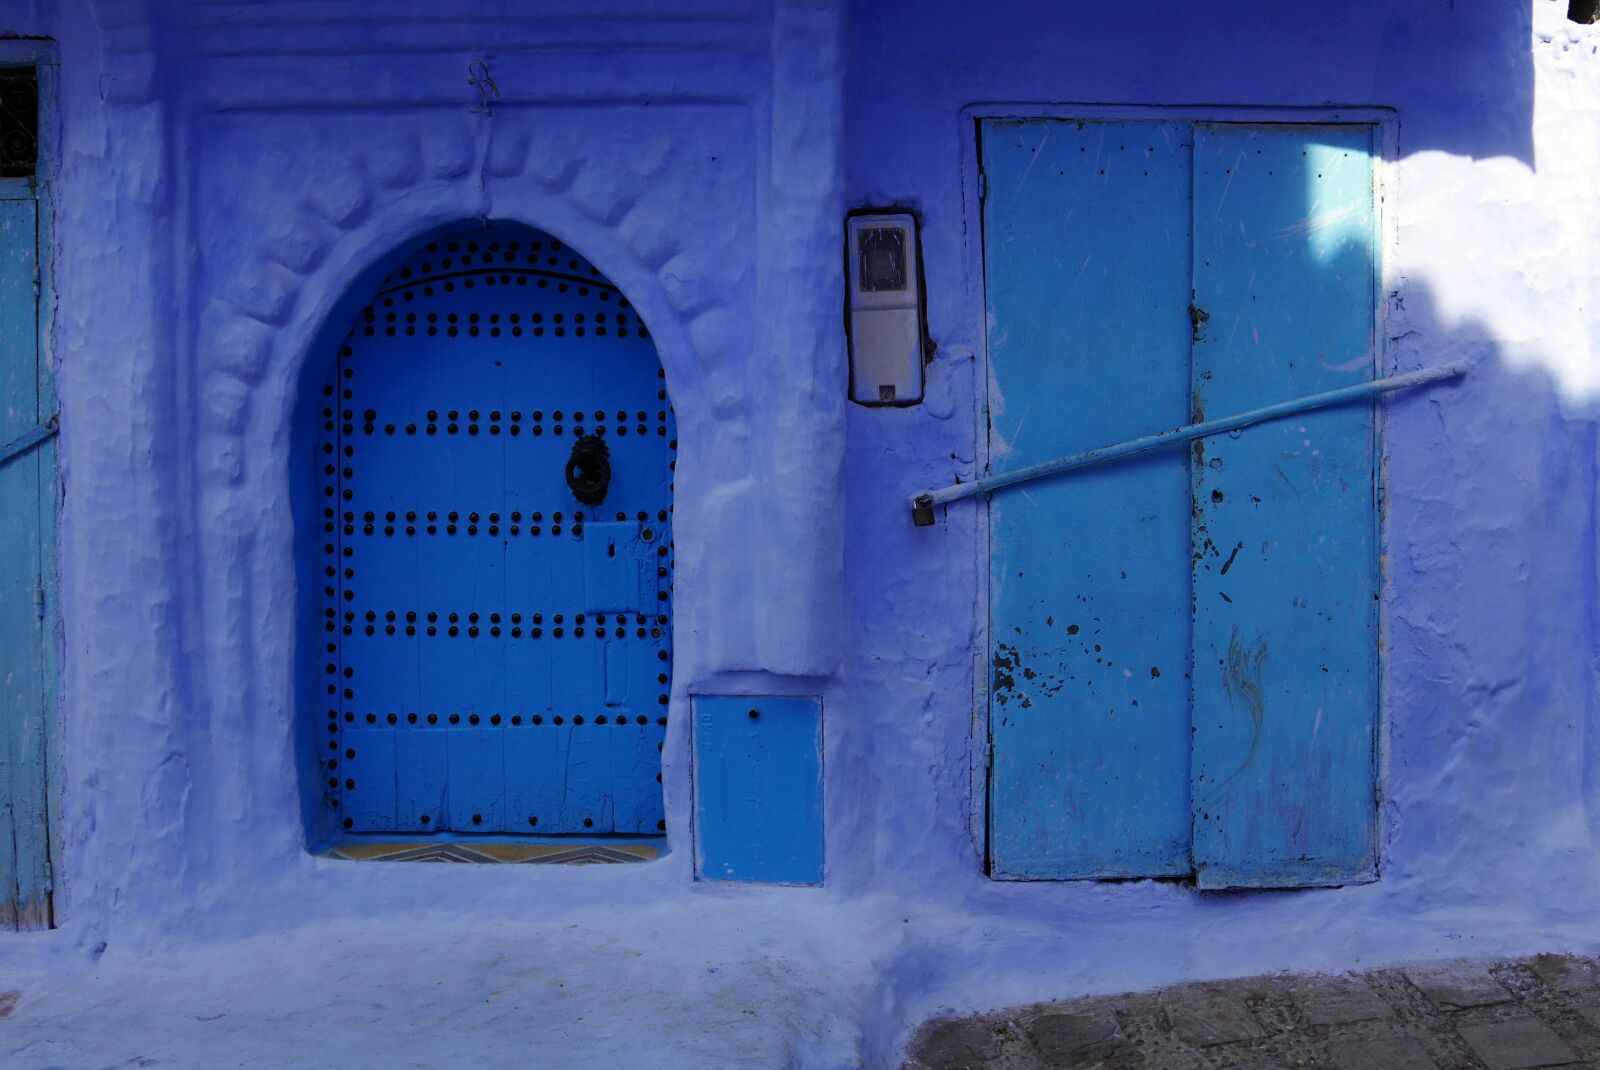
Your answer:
0,413 -> 57,470
911,362 -> 1466,526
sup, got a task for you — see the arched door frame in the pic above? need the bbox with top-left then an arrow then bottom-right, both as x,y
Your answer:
267,194 -> 703,851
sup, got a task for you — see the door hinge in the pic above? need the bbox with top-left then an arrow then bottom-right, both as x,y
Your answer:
34,585 -> 45,619
977,171 -> 987,202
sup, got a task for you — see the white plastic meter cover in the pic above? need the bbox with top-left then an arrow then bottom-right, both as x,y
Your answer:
846,212 -> 924,405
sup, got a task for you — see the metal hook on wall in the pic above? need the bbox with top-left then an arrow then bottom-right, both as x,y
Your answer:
467,59 -> 499,116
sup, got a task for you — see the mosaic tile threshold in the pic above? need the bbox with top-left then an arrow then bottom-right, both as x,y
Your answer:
329,841 -> 660,864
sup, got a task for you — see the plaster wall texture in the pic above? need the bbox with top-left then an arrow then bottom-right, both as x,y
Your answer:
4,1 -> 1600,1066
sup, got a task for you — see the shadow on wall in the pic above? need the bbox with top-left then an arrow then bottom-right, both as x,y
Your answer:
1378,1 -> 1534,165
1342,7 -> 1600,882
1377,274 -> 1600,890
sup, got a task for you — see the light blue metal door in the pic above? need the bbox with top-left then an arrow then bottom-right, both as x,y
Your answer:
693,696 -> 824,885
982,119 -> 1379,887
322,224 -> 674,837
1189,124 -> 1379,887
983,120 -> 1196,879
0,177 -> 54,926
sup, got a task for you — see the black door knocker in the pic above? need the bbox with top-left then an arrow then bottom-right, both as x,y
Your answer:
565,434 -> 612,504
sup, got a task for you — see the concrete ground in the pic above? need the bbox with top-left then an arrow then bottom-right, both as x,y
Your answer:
7,897 -> 1600,1070
905,955 -> 1600,1070
0,900 -> 880,1070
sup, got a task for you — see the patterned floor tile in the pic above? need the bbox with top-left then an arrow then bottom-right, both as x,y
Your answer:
328,840 -> 660,864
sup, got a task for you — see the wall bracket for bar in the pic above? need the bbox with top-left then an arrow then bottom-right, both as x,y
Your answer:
911,362 -> 1466,526
0,413 -> 57,470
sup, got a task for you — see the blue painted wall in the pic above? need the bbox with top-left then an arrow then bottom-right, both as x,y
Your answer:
8,0 -> 1600,1062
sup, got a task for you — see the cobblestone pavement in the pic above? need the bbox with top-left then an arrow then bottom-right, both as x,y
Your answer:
905,954 -> 1600,1070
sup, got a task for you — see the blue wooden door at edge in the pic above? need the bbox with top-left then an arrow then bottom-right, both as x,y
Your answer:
983,119 -> 1380,888
0,179 -> 53,927
322,223 -> 675,838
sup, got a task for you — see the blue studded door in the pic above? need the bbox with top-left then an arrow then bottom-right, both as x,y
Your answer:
319,224 -> 675,838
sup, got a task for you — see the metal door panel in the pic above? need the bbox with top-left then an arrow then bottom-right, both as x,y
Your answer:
1189,124 -> 1379,888
982,119 -> 1195,879
693,696 -> 823,884
979,119 -> 1380,887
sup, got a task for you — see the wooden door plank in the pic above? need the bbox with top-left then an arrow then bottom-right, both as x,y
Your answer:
982,119 -> 1195,878
395,727 -> 447,830
446,727 -> 506,831
341,726 -> 398,832
504,725 -> 561,832
0,195 -> 46,926
559,723 -> 611,833
1189,124 -> 1380,888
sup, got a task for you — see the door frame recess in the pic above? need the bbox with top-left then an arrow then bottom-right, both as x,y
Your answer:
956,103 -> 1399,876
0,37 -> 59,926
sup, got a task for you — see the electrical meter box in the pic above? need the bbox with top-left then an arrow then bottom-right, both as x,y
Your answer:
846,212 -> 924,406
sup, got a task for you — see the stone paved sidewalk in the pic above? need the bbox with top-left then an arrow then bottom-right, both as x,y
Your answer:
905,954 -> 1600,1070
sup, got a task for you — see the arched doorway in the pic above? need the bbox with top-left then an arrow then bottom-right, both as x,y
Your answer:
311,222 -> 674,842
